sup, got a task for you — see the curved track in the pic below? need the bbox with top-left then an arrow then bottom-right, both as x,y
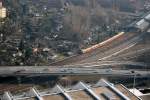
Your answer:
0,30 -> 149,94
50,32 -> 146,66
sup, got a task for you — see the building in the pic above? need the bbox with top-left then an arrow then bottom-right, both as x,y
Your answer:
129,88 -> 150,100
126,13 -> 150,32
0,2 -> 6,18
1,79 -> 144,100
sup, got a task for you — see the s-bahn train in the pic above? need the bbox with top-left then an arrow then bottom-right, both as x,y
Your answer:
82,13 -> 150,54
82,32 -> 125,53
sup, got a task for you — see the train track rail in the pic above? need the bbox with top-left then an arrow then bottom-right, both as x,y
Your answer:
51,32 -> 146,66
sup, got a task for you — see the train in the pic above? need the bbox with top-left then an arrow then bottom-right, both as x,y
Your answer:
82,13 -> 150,54
82,32 -> 125,54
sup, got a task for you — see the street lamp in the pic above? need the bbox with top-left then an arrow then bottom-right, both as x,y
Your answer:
131,70 -> 136,94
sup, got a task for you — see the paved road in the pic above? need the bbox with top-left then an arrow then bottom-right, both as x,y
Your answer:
0,66 -> 149,77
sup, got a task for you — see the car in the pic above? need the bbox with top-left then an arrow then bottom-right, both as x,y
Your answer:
93,71 -> 98,73
14,69 -> 26,74
106,68 -> 112,73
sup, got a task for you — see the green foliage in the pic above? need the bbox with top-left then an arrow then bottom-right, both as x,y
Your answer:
40,15 -> 53,34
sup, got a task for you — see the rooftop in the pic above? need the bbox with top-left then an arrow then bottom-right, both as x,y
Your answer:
1,79 -> 141,100
0,2 -> 6,18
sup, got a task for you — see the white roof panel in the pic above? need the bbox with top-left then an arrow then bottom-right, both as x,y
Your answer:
145,14 -> 150,20
136,19 -> 149,30
129,88 -> 143,96
136,19 -> 145,26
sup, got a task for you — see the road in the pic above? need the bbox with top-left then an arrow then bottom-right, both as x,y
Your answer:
0,66 -> 149,77
0,31 -> 148,93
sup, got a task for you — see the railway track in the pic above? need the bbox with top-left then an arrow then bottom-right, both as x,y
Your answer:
108,47 -> 150,61
105,33 -> 150,61
0,32 -> 149,94
50,32 -> 144,65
